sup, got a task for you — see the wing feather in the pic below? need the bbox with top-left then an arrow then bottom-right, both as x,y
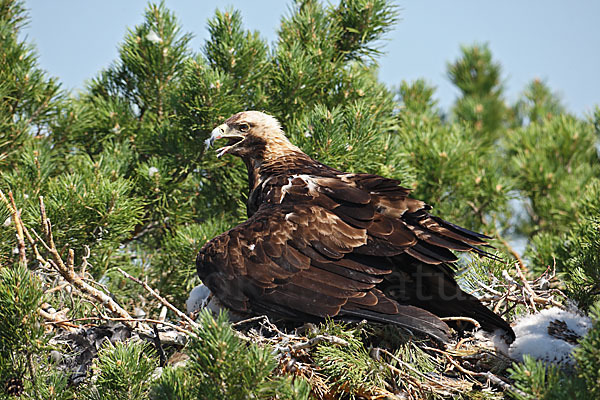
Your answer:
197,203 -> 454,341
311,260 -> 384,285
197,165 -> 513,342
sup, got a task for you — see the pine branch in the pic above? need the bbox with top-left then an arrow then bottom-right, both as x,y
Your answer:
439,348 -> 529,398
500,238 -> 538,311
0,190 -> 134,323
116,267 -> 197,327
440,316 -> 481,328
0,190 -> 27,264
43,315 -> 192,337
276,335 -> 349,355
373,347 -> 464,395
38,308 -> 80,331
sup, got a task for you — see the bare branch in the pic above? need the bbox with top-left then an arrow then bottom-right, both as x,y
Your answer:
116,267 -> 197,327
440,316 -> 481,328
32,196 -> 133,322
38,308 -> 79,332
500,238 -> 537,311
441,350 -> 529,398
275,335 -> 349,355
0,189 -> 27,264
375,348 -> 463,393
44,316 -> 193,336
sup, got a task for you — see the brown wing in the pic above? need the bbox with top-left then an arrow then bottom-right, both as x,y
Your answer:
262,172 -> 490,257
253,171 -> 513,340
196,203 -> 451,342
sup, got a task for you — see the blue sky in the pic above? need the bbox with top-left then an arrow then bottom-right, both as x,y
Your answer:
22,0 -> 600,115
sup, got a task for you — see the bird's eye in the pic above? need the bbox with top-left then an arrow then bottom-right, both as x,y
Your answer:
239,123 -> 249,132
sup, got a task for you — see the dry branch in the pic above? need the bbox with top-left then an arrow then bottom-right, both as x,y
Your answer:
440,316 -> 481,328
1,191 -> 134,323
275,334 -> 349,355
44,316 -> 193,336
36,196 -> 133,321
117,267 -> 197,327
441,349 -> 529,398
500,238 -> 538,311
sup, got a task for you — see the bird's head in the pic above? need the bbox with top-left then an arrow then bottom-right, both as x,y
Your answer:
206,111 -> 301,163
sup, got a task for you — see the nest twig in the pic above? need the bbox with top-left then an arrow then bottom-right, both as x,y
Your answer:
471,257 -> 566,317
117,267 -> 198,328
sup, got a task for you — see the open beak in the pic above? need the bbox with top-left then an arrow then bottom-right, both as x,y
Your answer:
204,123 -> 245,158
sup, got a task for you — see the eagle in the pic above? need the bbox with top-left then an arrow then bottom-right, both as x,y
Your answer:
197,111 -> 514,343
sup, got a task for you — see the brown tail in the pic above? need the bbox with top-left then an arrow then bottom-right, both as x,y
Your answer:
340,305 -> 451,344
381,258 -> 515,342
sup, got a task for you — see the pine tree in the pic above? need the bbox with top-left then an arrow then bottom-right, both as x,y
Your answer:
448,43 -> 507,140
512,79 -> 566,126
0,0 -> 63,168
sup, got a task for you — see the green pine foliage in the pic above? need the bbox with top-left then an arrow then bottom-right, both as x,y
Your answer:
153,310 -> 310,400
398,79 -> 441,118
507,355 -> 589,400
313,321 -> 389,397
448,43 -> 508,139
0,263 -> 44,393
512,79 -> 566,126
573,301 -> 600,397
0,263 -> 74,400
0,0 -> 63,167
504,115 -> 599,238
1,0 -> 599,398
150,367 -> 193,400
394,78 -> 511,231
82,340 -> 158,400
528,180 -> 600,307
153,219 -> 231,306
561,214 -> 600,308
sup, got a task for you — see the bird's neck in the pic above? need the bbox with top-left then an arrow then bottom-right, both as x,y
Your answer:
261,151 -> 313,177
243,150 -> 315,216
245,149 -> 312,189
243,157 -> 263,193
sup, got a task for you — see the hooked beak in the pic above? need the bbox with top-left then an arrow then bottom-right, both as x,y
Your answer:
204,123 -> 245,158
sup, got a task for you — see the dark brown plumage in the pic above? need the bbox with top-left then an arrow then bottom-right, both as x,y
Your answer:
197,111 -> 514,343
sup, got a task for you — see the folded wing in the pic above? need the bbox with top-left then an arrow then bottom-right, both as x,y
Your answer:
196,203 -> 451,343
